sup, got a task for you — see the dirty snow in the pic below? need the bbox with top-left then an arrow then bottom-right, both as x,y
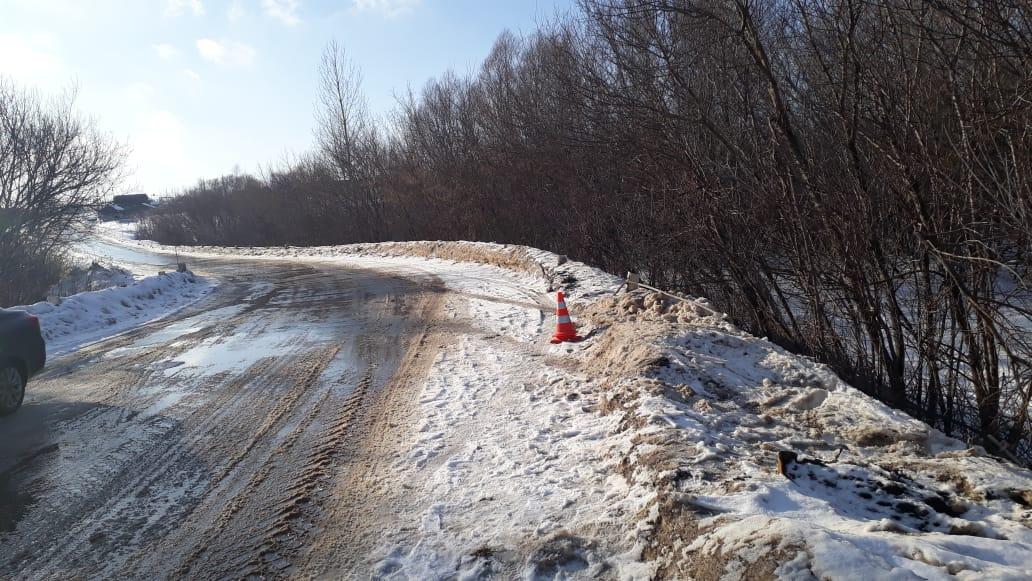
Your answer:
579,293 -> 1032,579
92,221 -> 1032,578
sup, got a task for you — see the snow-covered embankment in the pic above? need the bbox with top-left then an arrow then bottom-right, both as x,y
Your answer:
580,294 -> 1032,578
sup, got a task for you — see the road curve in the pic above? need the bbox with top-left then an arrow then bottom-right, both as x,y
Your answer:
0,252 -> 448,579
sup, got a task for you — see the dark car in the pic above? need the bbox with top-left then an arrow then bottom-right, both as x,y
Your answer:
0,308 -> 46,415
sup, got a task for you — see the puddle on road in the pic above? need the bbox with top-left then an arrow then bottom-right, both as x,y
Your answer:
103,304 -> 250,360
164,337 -> 286,378
160,316 -> 340,379
138,391 -> 190,418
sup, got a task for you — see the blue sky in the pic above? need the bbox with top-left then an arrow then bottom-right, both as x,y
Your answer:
0,0 -> 575,195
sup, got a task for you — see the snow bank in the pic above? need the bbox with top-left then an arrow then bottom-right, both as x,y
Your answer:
14,271 -> 214,356
578,292 -> 1032,579
96,223 -> 621,305
46,262 -> 135,297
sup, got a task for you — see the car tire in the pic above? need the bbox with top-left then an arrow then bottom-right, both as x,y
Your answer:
0,365 -> 25,416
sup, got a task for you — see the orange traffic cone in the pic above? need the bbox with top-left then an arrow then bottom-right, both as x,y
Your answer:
550,291 -> 583,344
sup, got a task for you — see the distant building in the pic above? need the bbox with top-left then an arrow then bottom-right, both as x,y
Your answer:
98,193 -> 157,221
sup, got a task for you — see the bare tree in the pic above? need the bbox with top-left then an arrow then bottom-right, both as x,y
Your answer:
316,41 -> 368,180
0,78 -> 125,304
314,41 -> 387,240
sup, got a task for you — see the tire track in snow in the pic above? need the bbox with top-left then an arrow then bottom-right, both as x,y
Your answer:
169,345 -> 344,579
0,261 -> 426,579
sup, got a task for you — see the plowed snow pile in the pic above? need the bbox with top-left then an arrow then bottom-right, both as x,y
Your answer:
580,293 -> 1032,579
99,222 -> 1032,578
13,268 -> 213,356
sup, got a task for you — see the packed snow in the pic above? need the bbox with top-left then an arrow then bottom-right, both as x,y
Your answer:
93,220 -> 1032,578
578,293 -> 1032,578
374,336 -> 645,578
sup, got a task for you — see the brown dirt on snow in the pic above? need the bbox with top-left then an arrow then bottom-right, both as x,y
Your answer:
584,292 -> 718,327
579,292 -> 721,381
644,505 -> 803,581
346,241 -> 547,281
573,292 -> 755,576
571,288 -> 1001,578
685,541 -> 803,581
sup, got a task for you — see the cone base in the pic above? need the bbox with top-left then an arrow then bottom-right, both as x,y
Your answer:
550,334 -> 583,344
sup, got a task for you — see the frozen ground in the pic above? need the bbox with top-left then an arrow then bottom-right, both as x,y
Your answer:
10,221 -> 1024,579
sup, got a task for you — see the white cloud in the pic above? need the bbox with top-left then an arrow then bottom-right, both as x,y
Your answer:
181,68 -> 201,82
262,0 -> 301,26
227,0 -> 247,22
0,34 -> 64,88
195,38 -> 256,67
152,43 -> 180,60
164,0 -> 205,17
352,0 -> 419,17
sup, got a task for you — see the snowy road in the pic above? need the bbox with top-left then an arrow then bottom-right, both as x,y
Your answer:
0,249 -> 458,578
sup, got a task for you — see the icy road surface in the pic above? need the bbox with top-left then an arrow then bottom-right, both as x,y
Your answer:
0,249 -> 474,578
